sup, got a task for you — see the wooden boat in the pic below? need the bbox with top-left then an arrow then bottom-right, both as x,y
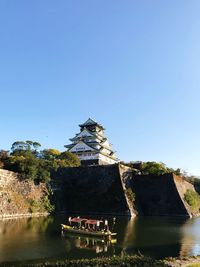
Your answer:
61,217 -> 117,239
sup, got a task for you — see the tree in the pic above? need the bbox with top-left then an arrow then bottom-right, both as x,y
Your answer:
11,141 -> 27,152
25,140 -> 41,151
59,151 -> 80,167
140,161 -> 169,176
41,149 -> 61,160
40,150 -> 80,171
37,159 -> 51,182
0,150 -> 9,159
7,153 -> 38,177
0,150 -> 9,168
11,140 -> 41,154
3,141 -> 81,182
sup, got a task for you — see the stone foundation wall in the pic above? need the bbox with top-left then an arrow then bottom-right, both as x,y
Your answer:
0,169 -> 19,187
0,166 -> 197,218
51,163 -> 133,215
173,175 -> 195,216
131,173 -> 194,217
52,165 -> 196,217
0,169 -> 48,218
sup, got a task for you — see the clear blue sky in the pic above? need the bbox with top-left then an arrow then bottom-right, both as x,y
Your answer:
0,1 -> 200,175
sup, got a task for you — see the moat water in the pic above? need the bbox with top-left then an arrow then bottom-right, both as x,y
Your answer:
1,214 -> 200,264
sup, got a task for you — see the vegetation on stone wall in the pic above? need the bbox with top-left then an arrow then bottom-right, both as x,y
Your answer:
28,195 -> 54,213
184,176 -> 200,194
125,188 -> 136,209
184,189 -> 200,212
0,140 -> 80,182
184,189 -> 200,213
140,162 -> 181,176
122,161 -> 183,176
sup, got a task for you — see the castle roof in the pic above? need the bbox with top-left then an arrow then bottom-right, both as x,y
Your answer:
68,140 -> 98,153
69,128 -> 105,142
79,118 -> 105,130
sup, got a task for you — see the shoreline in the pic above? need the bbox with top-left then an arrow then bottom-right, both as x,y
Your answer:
165,255 -> 200,266
0,212 -> 49,220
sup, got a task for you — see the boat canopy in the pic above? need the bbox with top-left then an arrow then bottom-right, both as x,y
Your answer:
70,218 -> 88,223
70,217 -> 104,225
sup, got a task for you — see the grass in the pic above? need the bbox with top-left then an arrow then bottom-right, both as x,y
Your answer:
2,255 -> 200,267
0,255 -> 168,267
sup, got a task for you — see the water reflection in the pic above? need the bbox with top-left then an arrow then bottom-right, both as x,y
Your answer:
0,215 -> 200,263
116,217 -> 189,258
180,218 -> 200,257
62,234 -> 116,255
0,216 -> 64,262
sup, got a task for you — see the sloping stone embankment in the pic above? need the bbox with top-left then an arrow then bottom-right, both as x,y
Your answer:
52,165 -> 196,217
131,173 -> 195,217
0,169 -> 48,218
51,163 -> 135,216
0,165 -> 197,218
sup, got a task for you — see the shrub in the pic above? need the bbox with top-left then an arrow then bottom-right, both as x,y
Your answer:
184,189 -> 200,212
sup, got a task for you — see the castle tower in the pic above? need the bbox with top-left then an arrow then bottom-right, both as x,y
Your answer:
65,118 -> 118,165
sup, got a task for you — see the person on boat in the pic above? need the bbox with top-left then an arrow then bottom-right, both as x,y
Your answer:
96,220 -> 100,231
104,220 -> 109,232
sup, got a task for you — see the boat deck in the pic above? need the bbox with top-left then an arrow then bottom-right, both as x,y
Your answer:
61,224 -> 117,238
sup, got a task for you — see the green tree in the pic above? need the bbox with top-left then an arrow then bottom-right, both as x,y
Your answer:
25,140 -> 41,151
3,141 -> 80,182
59,151 -> 80,167
41,149 -> 61,160
37,159 -> 51,182
11,140 -> 41,153
7,153 -> 38,179
140,161 -> 169,176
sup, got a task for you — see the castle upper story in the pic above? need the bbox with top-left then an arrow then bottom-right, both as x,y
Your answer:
65,118 -> 118,165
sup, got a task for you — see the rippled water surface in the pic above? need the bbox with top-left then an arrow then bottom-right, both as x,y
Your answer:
1,215 -> 200,263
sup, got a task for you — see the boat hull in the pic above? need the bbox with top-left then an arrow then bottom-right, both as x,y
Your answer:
61,224 -> 116,238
